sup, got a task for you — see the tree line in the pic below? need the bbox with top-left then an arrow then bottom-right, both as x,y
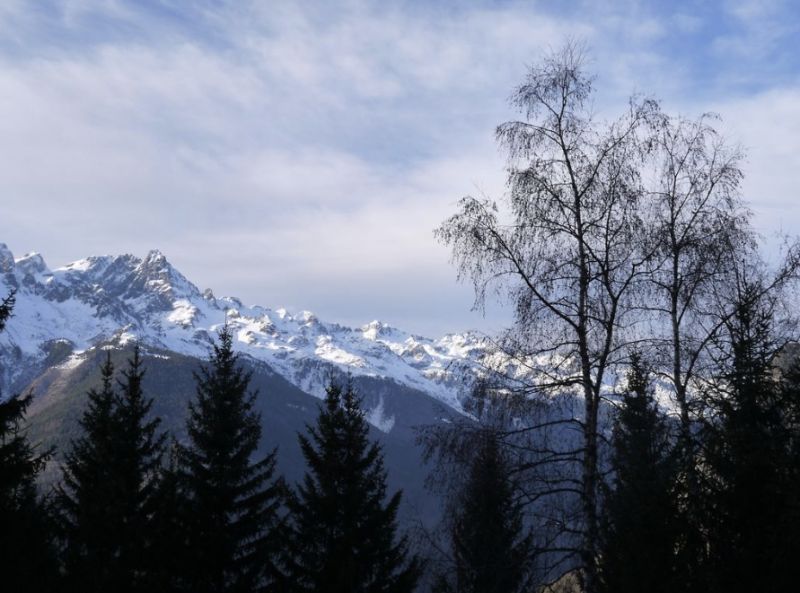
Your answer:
0,302 -> 421,593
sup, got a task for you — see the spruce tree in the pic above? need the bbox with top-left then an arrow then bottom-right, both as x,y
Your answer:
114,346 -> 167,591
434,433 -> 534,593
60,347 -> 165,593
175,326 -> 283,593
703,282 -> 791,593
0,289 -> 13,331
772,361 -> 800,588
59,352 -> 117,591
1,290 -> 59,592
149,443 -> 190,593
285,381 -> 421,593
598,354 -> 678,593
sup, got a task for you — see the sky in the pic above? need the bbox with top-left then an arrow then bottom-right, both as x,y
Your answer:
0,0 -> 798,336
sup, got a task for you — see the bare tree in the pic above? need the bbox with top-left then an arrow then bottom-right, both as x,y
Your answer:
644,113 -> 747,431
640,114 -> 800,587
639,115 -> 749,584
435,43 -> 660,593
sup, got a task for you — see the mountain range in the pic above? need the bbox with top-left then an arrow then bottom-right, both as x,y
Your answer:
0,243 -> 496,525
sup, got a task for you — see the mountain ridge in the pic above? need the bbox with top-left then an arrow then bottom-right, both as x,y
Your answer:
0,243 -> 492,428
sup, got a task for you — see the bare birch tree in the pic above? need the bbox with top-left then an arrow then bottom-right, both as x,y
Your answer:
435,43 -> 659,593
640,115 -> 800,588
639,115 -> 748,586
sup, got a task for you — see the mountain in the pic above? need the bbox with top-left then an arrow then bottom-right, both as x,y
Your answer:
0,243 -> 494,526
0,243 -> 490,415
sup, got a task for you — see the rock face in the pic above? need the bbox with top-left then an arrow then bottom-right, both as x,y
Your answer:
0,244 -> 494,425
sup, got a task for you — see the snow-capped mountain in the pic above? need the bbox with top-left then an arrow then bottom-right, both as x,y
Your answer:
0,243 -> 491,421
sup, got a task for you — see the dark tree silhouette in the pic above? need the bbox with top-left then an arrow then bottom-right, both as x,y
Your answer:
598,354 -> 678,593
59,353 -> 120,591
433,432 -> 535,593
436,43 -> 660,592
285,381 -> 421,593
703,278 -> 796,593
175,326 -> 283,593
60,346 -> 165,593
114,346 -> 167,592
1,290 -> 59,592
772,360 -> 800,589
148,443 -> 189,593
0,289 -> 14,331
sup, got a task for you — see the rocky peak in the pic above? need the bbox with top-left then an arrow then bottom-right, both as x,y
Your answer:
15,252 -> 50,277
121,250 -> 200,308
135,249 -> 171,284
0,243 -> 15,274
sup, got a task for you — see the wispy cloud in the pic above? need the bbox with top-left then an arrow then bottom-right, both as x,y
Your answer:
0,0 -> 797,335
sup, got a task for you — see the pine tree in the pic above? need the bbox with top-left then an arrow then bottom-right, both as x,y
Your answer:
148,443 -> 190,593
772,361 -> 800,588
598,354 -> 678,593
285,381 -> 421,593
434,433 -> 534,593
114,346 -> 167,592
175,326 -> 284,593
0,289 -> 14,331
59,352 -> 117,591
1,290 -> 59,592
60,347 -> 165,593
703,282 -> 791,593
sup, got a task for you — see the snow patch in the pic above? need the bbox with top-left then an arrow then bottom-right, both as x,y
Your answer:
366,396 -> 396,433
56,352 -> 85,371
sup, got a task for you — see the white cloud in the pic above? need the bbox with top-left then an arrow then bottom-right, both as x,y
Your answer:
713,87 -> 800,237
0,0 -> 796,335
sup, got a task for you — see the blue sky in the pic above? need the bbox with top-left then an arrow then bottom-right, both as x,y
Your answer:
0,0 -> 798,335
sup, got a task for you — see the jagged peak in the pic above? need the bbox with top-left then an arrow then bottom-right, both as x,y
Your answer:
220,296 -> 243,309
129,249 -> 201,300
362,319 -> 408,342
0,243 -> 15,274
137,249 -> 170,274
299,310 -> 318,324
15,252 -> 50,276
143,248 -> 166,264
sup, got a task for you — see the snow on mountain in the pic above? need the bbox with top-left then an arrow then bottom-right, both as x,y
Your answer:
0,244 -> 491,415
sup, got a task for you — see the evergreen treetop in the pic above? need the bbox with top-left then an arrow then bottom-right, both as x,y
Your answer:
599,353 -> 678,593
0,393 -> 59,592
286,381 -> 421,593
434,432 -> 535,593
59,346 -> 166,593
176,325 -> 283,593
0,290 -> 58,591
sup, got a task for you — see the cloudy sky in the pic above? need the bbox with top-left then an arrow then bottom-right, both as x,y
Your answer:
0,0 -> 798,336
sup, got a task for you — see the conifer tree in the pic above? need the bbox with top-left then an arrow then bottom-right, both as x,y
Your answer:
285,381 -> 421,593
433,433 -> 534,593
0,289 -> 13,331
598,354 -> 678,593
703,282 -> 791,593
114,346 -> 167,591
60,347 -> 165,593
1,291 -> 59,592
175,326 -> 283,593
148,443 -> 190,593
772,361 -> 800,588
59,352 -> 117,591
